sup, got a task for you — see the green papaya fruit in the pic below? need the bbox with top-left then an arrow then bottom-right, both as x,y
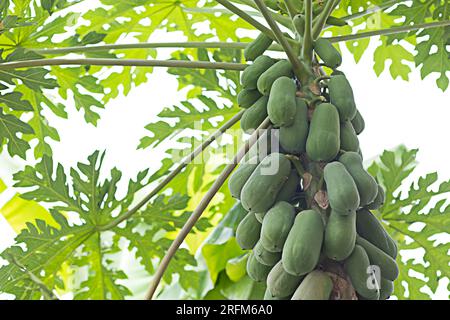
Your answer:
237,89 -> 262,109
236,212 -> 261,250
291,270 -> 333,300
282,209 -> 324,276
246,252 -> 272,282
306,103 -> 340,162
228,157 -> 259,199
344,245 -> 380,300
357,147 -> 364,160
324,162 -> 360,215
244,33 -> 273,61
328,75 -> 357,121
379,277 -> 394,300
292,14 -> 305,36
254,211 -> 265,223
324,209 -> 356,261
260,201 -> 296,252
267,76 -> 297,127
257,60 -> 293,95
339,152 -> 378,206
356,208 -> 391,255
241,153 -> 291,212
356,235 -> 399,281
264,288 -> 290,300
340,121 -> 359,152
254,240 -> 281,266
279,98 -> 309,154
241,55 -> 275,90
351,109 -> 365,135
383,230 -> 398,259
266,261 -> 303,298
366,185 -> 385,210
275,169 -> 300,203
314,38 -> 342,69
240,96 -> 269,133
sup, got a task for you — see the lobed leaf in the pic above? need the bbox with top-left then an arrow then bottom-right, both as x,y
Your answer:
369,146 -> 450,299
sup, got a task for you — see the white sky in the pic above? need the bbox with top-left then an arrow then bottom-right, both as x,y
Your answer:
0,3 -> 449,299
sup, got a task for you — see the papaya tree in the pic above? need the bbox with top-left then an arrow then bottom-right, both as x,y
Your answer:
0,0 -> 449,300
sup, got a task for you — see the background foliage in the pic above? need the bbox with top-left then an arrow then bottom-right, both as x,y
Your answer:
0,0 -> 448,299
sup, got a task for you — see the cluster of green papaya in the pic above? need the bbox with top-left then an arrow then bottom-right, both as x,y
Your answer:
227,34 -> 398,300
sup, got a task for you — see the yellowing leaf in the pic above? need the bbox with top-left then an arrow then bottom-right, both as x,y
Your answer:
1,194 -> 56,233
202,239 -> 243,284
0,178 -> 5,193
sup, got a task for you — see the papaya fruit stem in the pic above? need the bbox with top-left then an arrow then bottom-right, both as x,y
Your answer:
286,155 -> 306,176
317,174 -> 325,190
308,96 -> 326,108
301,0 -> 314,66
313,75 -> 331,84
321,262 -> 358,300
97,110 -> 245,231
145,117 -> 272,300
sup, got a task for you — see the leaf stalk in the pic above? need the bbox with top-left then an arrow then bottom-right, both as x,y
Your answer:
326,20 -> 450,43
145,117 -> 272,300
0,58 -> 248,71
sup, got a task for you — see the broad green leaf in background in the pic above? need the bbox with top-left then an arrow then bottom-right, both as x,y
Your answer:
50,67 -> 105,125
225,254 -> 248,282
12,151 -> 151,224
73,233 -> 132,300
0,49 -> 58,159
368,146 -> 450,299
0,211 -> 95,299
202,240 -> 243,284
329,1 -> 450,90
0,107 -> 34,159
390,1 -> 450,90
0,91 -> 33,111
193,202 -> 256,300
0,151 -> 214,299
374,42 -> 415,81
205,272 -> 266,300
